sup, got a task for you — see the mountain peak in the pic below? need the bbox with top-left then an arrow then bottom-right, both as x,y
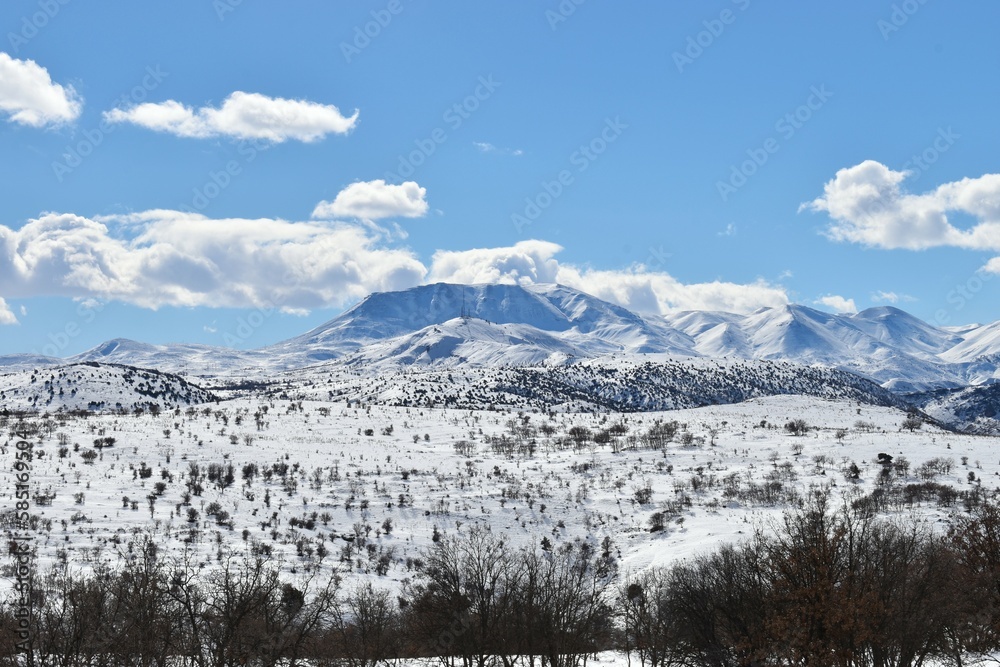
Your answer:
265,282 -> 694,365
854,305 -> 916,320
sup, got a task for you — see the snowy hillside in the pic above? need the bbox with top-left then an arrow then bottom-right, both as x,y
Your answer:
0,393 -> 991,601
256,355 -> 908,416
0,362 -> 217,412
911,383 -> 1000,435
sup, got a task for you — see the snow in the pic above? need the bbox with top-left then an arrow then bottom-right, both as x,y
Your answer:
3,389 -> 995,600
0,363 -> 216,412
939,320 -> 1000,363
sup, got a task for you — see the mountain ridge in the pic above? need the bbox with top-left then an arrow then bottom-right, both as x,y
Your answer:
5,282 -> 999,392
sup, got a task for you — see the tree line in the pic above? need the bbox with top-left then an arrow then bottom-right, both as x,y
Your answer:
5,495 -> 1000,666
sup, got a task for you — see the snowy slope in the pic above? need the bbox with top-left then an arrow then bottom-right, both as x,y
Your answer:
0,352 -> 64,370
851,306 -> 963,358
0,362 -> 217,412
939,321 -> 1000,363
911,383 -> 1000,435
275,353 -> 907,415
1,391 -> 991,609
337,317 -> 584,369
70,338 -> 261,375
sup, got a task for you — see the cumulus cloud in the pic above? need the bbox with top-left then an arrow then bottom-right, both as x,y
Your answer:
803,161 -> 1000,265
0,53 -> 82,127
428,240 -> 562,285
428,240 -> 789,315
0,216 -> 789,318
312,180 -> 428,220
0,211 -> 425,311
815,295 -> 857,314
103,91 -> 358,143
0,298 -> 17,325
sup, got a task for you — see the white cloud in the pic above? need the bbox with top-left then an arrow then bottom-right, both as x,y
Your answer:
0,298 -> 17,325
717,223 -> 737,237
871,290 -> 916,304
804,161 -> 1000,274
985,257 -> 1000,275
103,91 -> 358,143
428,240 -> 789,315
0,53 -> 82,127
473,141 -> 523,156
312,180 -> 428,220
872,290 -> 899,303
0,211 -> 425,311
815,295 -> 857,314
428,240 -> 562,285
1,211 -> 788,318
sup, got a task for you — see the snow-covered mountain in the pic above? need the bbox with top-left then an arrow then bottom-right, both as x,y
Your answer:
257,285 -> 1000,388
7,283 -> 1000,393
70,338 -> 262,374
666,303 -> 1000,391
262,282 -> 695,368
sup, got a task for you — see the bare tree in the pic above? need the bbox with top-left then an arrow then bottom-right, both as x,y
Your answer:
517,541 -> 615,667
407,524 -> 522,667
616,569 -> 686,667
328,582 -> 400,667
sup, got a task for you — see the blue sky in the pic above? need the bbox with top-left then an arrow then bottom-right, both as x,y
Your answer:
1,1 -> 999,357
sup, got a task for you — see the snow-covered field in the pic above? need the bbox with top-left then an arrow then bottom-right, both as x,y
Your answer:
3,392 -> 993,594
